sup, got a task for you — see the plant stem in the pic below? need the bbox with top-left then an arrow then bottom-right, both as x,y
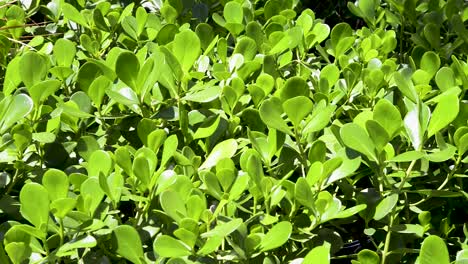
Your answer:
381,159 -> 417,264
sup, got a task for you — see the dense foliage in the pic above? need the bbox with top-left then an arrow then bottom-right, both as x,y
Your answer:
0,0 -> 468,263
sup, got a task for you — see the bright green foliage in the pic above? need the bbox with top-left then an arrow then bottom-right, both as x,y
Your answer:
0,0 -> 467,263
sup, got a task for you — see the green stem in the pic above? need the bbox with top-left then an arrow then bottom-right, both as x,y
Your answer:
381,159 -> 417,264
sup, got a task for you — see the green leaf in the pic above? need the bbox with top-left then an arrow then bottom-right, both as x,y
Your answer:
0,94 -> 33,134
19,183 -> 49,231
435,67 -> 456,92
88,150 -> 113,178
357,249 -> 380,264
394,71 -> 418,103
359,0 -> 375,20
62,3 -> 87,26
183,85 -> 222,103
374,193 -> 398,221
161,134 -> 178,167
340,123 -> 378,162
334,204 -> 367,219
42,169 -> 69,201
224,1 -> 243,24
154,235 -> 191,258
280,76 -> 309,101
88,76 -> 111,109
283,96 -> 313,128
53,38 -> 76,67
122,16 -> 139,40
419,235 -> 450,264
373,99 -> 402,138
29,80 -> 61,106
193,115 -> 221,139
366,120 -> 389,152
259,221 -> 292,252
303,242 -> 331,264
106,88 -> 141,115
391,224 -> 424,237
57,235 -> 97,257
160,190 -> 186,222
50,198 -> 76,219
388,151 -> 424,162
3,56 -> 21,96
200,139 -> 238,170
295,177 -> 314,210
303,104 -> 335,134
113,225 -> 144,264
173,30 -> 201,72
427,93 -> 459,138
19,52 -> 47,88
116,52 -> 140,91
420,51 -> 440,78
259,97 -> 293,136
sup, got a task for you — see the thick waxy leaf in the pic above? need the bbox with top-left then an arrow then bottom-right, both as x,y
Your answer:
19,52 -> 47,88
280,76 -> 309,101
259,221 -> 292,252
19,183 -> 49,231
62,3 -> 87,26
374,193 -> 398,220
357,249 -> 380,264
259,97 -> 293,135
394,71 -> 418,103
113,225 -> 144,264
116,52 -> 140,90
42,169 -> 69,201
200,139 -> 238,170
154,235 -> 191,258
373,99 -> 402,138
0,94 -> 33,133
340,123 -> 378,162
427,93 -> 459,138
57,235 -> 97,257
173,30 -> 201,72
283,96 -> 313,127
303,242 -> 331,264
28,80 -> 61,106
419,235 -> 450,264
53,38 -> 76,67
224,1 -> 243,24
